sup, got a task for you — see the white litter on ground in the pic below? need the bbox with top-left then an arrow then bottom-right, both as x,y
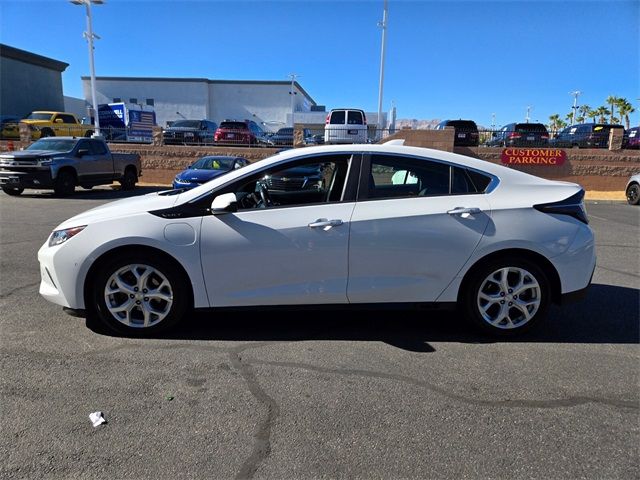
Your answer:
89,411 -> 106,427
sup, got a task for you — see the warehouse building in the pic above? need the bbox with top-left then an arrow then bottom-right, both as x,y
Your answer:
81,76 -> 318,131
0,44 -> 68,117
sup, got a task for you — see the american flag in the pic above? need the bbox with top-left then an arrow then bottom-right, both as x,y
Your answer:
130,111 -> 155,131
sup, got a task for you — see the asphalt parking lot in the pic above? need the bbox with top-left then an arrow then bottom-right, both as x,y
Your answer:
1,187 -> 638,480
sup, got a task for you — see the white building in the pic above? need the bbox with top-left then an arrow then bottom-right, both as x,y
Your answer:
81,76 -> 317,131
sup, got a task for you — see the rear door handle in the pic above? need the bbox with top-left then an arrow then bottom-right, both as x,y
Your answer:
447,207 -> 481,216
308,218 -> 343,229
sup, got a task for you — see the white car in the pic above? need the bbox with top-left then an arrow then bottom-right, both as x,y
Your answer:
625,174 -> 639,205
38,143 -> 596,336
324,108 -> 368,144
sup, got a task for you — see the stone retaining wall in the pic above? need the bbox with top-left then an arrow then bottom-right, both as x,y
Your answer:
1,139 -> 638,190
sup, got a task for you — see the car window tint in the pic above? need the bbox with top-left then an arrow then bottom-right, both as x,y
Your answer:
61,115 -> 76,124
89,140 -> 108,155
465,169 -> 492,193
367,154 -> 450,199
329,111 -> 346,124
347,111 -> 363,125
224,154 -> 352,210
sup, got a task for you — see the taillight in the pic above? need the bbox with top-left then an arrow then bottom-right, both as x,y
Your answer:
541,135 -> 549,139
508,132 -> 522,139
325,115 -> 330,125
533,190 -> 589,224
363,114 -> 367,126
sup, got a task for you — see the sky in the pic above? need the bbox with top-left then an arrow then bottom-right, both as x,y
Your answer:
1,0 -> 638,127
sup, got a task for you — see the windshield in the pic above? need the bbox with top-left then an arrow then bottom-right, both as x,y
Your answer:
191,157 -> 235,170
26,112 -> 53,121
171,120 -> 200,128
276,128 -> 294,135
26,139 -> 76,152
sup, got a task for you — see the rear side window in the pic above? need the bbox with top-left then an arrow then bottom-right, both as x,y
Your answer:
329,111 -> 346,124
515,123 -> 547,133
463,168 -> 492,193
347,111 -> 364,125
89,140 -> 108,155
57,114 -> 76,124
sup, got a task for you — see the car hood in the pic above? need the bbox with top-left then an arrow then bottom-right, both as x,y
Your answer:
175,168 -> 228,183
20,119 -> 50,125
0,150 -> 61,160
55,190 -> 182,229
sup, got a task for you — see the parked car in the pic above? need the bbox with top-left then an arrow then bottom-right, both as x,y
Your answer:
38,143 -> 594,338
623,127 -> 639,149
214,120 -> 270,146
550,123 -> 624,148
173,155 -> 248,190
163,119 -> 218,145
324,108 -> 368,144
626,174 -> 640,205
270,127 -> 320,146
486,123 -> 549,147
21,111 -> 94,139
435,120 -> 480,146
0,137 -> 140,196
0,115 -> 21,140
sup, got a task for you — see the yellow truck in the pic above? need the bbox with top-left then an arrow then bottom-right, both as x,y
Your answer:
21,111 -> 94,139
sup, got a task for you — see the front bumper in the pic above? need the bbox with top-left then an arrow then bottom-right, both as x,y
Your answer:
0,169 -> 54,189
38,241 -> 83,309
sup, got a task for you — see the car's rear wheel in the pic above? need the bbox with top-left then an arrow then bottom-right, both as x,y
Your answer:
462,257 -> 550,336
626,182 -> 640,205
119,167 -> 137,191
2,186 -> 24,196
92,252 -> 189,336
40,128 -> 54,138
53,170 -> 76,196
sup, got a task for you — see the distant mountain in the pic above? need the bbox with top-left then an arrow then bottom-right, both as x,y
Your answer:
394,118 -> 441,130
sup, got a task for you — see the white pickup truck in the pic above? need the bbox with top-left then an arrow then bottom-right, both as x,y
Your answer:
0,137 -> 141,196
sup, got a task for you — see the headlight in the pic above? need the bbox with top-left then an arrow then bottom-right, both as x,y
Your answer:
174,177 -> 189,184
49,226 -> 86,247
38,157 -> 53,166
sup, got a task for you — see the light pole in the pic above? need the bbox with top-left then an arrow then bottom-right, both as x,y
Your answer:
569,90 -> 581,125
288,73 -> 299,127
377,0 -> 389,133
525,105 -> 532,123
71,0 -> 103,137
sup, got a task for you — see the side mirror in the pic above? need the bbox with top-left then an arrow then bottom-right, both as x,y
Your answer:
77,148 -> 90,157
211,192 -> 238,214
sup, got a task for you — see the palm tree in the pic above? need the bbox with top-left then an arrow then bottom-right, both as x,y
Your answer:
616,98 -> 635,129
606,95 -> 620,123
565,112 -> 575,125
587,110 -> 598,123
579,105 -> 591,123
575,116 -> 585,124
595,106 -> 610,123
548,114 -> 562,133
557,119 -> 567,130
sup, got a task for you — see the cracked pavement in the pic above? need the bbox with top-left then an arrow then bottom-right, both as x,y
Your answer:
1,188 -> 638,479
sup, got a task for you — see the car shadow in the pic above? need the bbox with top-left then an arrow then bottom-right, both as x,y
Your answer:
86,283 -> 639,352
17,186 -> 169,201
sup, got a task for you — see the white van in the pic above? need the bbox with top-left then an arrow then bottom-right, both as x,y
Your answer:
324,108 -> 368,144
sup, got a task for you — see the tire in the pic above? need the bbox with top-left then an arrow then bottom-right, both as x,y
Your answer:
91,251 -> 190,336
53,170 -> 76,196
2,186 -> 24,196
119,168 -> 137,191
626,182 -> 640,205
461,256 -> 550,336
40,128 -> 54,138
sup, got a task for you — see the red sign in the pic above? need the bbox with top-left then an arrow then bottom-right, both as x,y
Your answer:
501,148 -> 566,166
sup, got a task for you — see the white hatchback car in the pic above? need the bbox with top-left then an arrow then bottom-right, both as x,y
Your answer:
39,144 -> 595,336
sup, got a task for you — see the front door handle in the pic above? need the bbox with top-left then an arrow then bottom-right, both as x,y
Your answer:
308,218 -> 343,229
447,207 -> 481,216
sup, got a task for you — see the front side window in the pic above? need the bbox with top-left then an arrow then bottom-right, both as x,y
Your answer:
220,155 -> 352,211
60,115 -> 76,124
89,140 -> 108,155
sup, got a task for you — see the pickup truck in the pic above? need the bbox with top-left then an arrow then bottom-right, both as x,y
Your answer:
21,111 -> 94,140
0,137 -> 141,196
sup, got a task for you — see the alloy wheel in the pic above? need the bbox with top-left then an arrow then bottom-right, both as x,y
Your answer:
104,264 -> 173,328
476,267 -> 541,329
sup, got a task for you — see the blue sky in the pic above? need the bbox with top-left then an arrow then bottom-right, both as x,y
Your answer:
1,0 -> 638,127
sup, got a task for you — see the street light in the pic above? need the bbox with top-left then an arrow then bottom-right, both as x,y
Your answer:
569,90 -> 581,126
377,0 -> 389,133
70,0 -> 104,137
288,73 -> 299,127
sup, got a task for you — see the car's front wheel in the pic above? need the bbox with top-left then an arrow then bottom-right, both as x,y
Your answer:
462,257 -> 550,336
626,182 -> 640,205
92,252 -> 189,336
2,186 -> 24,196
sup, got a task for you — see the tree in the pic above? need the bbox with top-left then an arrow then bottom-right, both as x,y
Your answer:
616,98 -> 635,129
587,110 -> 598,123
579,105 -> 591,123
575,116 -> 585,123
565,112 -> 575,125
557,119 -> 567,130
595,106 -> 610,123
606,95 -> 620,123
548,114 -> 562,133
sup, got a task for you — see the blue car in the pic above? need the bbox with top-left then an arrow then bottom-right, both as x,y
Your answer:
173,155 -> 249,190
